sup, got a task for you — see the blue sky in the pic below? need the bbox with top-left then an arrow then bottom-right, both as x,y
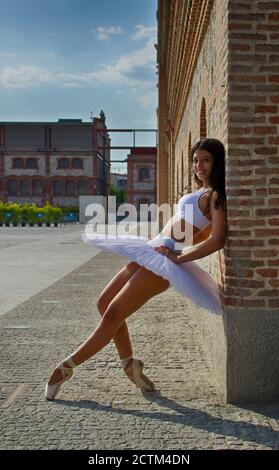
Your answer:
0,0 -> 157,172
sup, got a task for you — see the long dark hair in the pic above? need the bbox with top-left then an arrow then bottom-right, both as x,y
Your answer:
190,138 -> 226,210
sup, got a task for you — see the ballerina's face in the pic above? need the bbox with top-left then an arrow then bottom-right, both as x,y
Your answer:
192,149 -> 214,186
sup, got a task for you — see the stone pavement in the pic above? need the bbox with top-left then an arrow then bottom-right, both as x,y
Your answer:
0,227 -> 279,450
0,225 -> 99,317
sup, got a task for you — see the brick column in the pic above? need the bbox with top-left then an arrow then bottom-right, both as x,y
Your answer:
225,0 -> 279,402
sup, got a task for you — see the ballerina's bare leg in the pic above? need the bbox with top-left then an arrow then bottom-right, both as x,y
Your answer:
96,262 -> 141,359
47,267 -> 169,385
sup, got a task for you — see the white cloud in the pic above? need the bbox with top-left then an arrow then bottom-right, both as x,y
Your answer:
0,39 -> 157,108
0,66 -> 52,89
93,26 -> 123,41
132,24 -> 157,41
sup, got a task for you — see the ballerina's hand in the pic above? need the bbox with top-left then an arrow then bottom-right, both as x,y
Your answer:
154,246 -> 180,264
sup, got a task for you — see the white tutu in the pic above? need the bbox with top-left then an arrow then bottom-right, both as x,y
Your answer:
82,232 -> 223,315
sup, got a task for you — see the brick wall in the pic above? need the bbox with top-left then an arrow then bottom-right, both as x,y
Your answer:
174,0 -> 228,295
226,0 -> 279,310
157,0 -> 279,402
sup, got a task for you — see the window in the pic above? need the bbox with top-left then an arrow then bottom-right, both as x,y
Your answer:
13,158 -> 24,169
20,180 -> 30,196
53,180 -> 64,196
33,180 -> 43,196
78,180 -> 89,195
26,158 -> 38,169
66,180 -> 75,196
200,98 -> 207,139
7,180 -> 18,195
72,158 -> 83,169
138,167 -> 149,181
58,158 -> 70,169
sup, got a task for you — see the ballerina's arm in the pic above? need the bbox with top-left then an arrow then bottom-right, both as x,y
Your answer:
155,191 -> 227,264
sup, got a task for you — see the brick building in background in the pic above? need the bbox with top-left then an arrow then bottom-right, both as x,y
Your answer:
127,147 -> 157,210
157,0 -> 279,402
0,113 -> 110,207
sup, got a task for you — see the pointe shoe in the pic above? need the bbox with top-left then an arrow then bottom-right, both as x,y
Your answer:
45,357 -> 76,401
121,357 -> 155,391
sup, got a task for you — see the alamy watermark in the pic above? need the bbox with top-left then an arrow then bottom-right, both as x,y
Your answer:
84,196 -> 194,250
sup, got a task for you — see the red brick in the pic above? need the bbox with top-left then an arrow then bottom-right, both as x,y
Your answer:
259,2 -> 279,10
269,177 -> 279,184
268,75 -> 279,83
230,43 -> 251,52
268,13 -> 279,21
256,208 -> 279,216
226,268 -> 254,278
227,279 -> 265,288
227,189 -> 252,196
229,219 -> 265,227
255,188 -> 268,196
225,249 -> 252,258
228,230 -> 251,238
229,106 -> 251,113
228,239 -> 264,247
258,289 -> 278,296
254,250 -> 278,257
255,229 -> 279,237
257,24 -> 279,31
269,137 -> 279,144
269,116 -> 279,124
254,127 -> 277,135
255,106 -> 277,113
268,299 -> 279,308
226,210 -> 250,217
224,297 -> 240,306
256,168 -> 279,176
229,198 -> 265,206
256,269 -> 278,278
268,259 -> 279,266
269,279 -> 279,287
229,23 -> 253,31
268,218 -> 279,225
229,74 -> 266,83
268,239 -> 279,245
268,198 -> 279,205
226,287 -> 251,296
228,2 -> 251,10
230,127 -> 252,134
254,146 -> 278,155
240,299 -> 265,307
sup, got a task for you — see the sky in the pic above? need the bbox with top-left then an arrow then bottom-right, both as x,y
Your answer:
0,0 -> 157,172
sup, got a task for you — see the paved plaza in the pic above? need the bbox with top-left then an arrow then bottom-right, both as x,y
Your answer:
0,226 -> 279,450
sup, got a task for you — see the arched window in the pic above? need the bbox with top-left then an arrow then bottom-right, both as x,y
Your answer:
53,180 -> 64,196
13,158 -> 24,169
20,179 -> 30,196
138,167 -> 149,181
7,179 -> 18,195
200,98 -> 207,139
58,158 -> 70,169
26,158 -> 37,169
72,158 -> 83,169
33,180 -> 43,196
78,180 -> 89,195
66,180 -> 75,196
181,151 -> 184,195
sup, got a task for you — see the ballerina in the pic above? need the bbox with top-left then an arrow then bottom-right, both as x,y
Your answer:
45,138 -> 227,400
